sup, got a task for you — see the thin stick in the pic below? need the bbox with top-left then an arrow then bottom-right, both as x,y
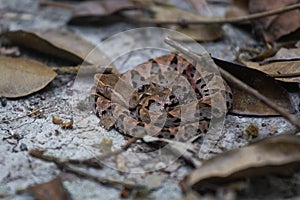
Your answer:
62,165 -> 145,189
82,137 -> 139,163
124,3 -> 300,25
29,137 -> 139,168
164,37 -> 300,130
29,149 -> 144,189
1,106 -> 46,123
269,72 -> 300,78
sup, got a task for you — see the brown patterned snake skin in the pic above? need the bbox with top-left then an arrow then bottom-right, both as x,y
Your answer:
92,53 -> 232,141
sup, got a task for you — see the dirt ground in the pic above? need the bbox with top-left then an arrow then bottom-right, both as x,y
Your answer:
0,0 -> 300,199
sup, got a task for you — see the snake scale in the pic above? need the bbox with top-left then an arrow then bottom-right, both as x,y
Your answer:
92,53 -> 232,141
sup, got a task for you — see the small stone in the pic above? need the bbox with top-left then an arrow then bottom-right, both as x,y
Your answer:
0,97 -> 7,107
20,143 -> 28,151
245,124 -> 259,137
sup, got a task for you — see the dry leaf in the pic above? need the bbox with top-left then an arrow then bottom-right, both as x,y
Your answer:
52,115 -> 63,125
226,0 -> 250,23
28,176 -> 71,200
249,0 -> 300,42
1,29 -> 115,70
185,135 -> 300,189
213,57 -> 291,115
0,56 -> 57,98
147,3 -> 223,41
264,47 -> 300,63
245,60 -> 300,83
68,0 -> 139,25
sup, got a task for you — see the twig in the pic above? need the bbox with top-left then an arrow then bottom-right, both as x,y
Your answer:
29,148 -> 103,168
62,165 -> 145,189
52,65 -> 116,75
38,0 -> 75,10
164,37 -> 300,130
1,106 -> 46,123
82,137 -> 139,163
29,137 -> 139,168
269,72 -> 300,78
143,136 -> 202,168
123,3 -> 300,25
29,149 -> 144,189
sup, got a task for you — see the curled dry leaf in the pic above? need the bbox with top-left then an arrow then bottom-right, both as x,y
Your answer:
213,57 -> 291,115
1,29 -> 116,73
249,0 -> 300,42
28,176 -> 71,200
0,56 -> 57,98
185,135 -> 300,189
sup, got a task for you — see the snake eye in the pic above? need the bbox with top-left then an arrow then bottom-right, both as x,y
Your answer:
104,86 -> 112,93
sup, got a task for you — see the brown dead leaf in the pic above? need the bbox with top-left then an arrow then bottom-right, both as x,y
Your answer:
185,135 -> 300,189
1,29 -> 115,70
249,0 -> 300,42
146,3 -> 223,41
245,60 -> 300,83
29,176 -> 71,200
226,0 -> 250,23
0,56 -> 57,98
213,57 -> 291,115
68,0 -> 139,25
52,115 -> 63,125
264,47 -> 300,63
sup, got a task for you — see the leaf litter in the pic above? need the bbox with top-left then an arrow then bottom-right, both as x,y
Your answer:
2,0 -> 300,199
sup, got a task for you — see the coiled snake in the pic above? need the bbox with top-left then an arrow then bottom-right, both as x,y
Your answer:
92,53 -> 232,141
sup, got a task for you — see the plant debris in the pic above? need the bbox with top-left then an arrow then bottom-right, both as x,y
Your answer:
0,56 -> 57,98
28,176 -> 72,200
184,135 -> 300,190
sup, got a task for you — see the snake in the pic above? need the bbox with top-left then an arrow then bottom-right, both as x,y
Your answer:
92,53 -> 232,141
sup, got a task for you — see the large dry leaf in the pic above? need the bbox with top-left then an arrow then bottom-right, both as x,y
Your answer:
1,29 -> 113,68
249,0 -> 300,42
226,0 -> 250,22
264,47 -> 300,63
185,135 -> 300,189
29,176 -> 71,200
0,56 -> 57,98
68,0 -> 139,24
213,57 -> 291,115
245,60 -> 300,83
145,3 -> 223,41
